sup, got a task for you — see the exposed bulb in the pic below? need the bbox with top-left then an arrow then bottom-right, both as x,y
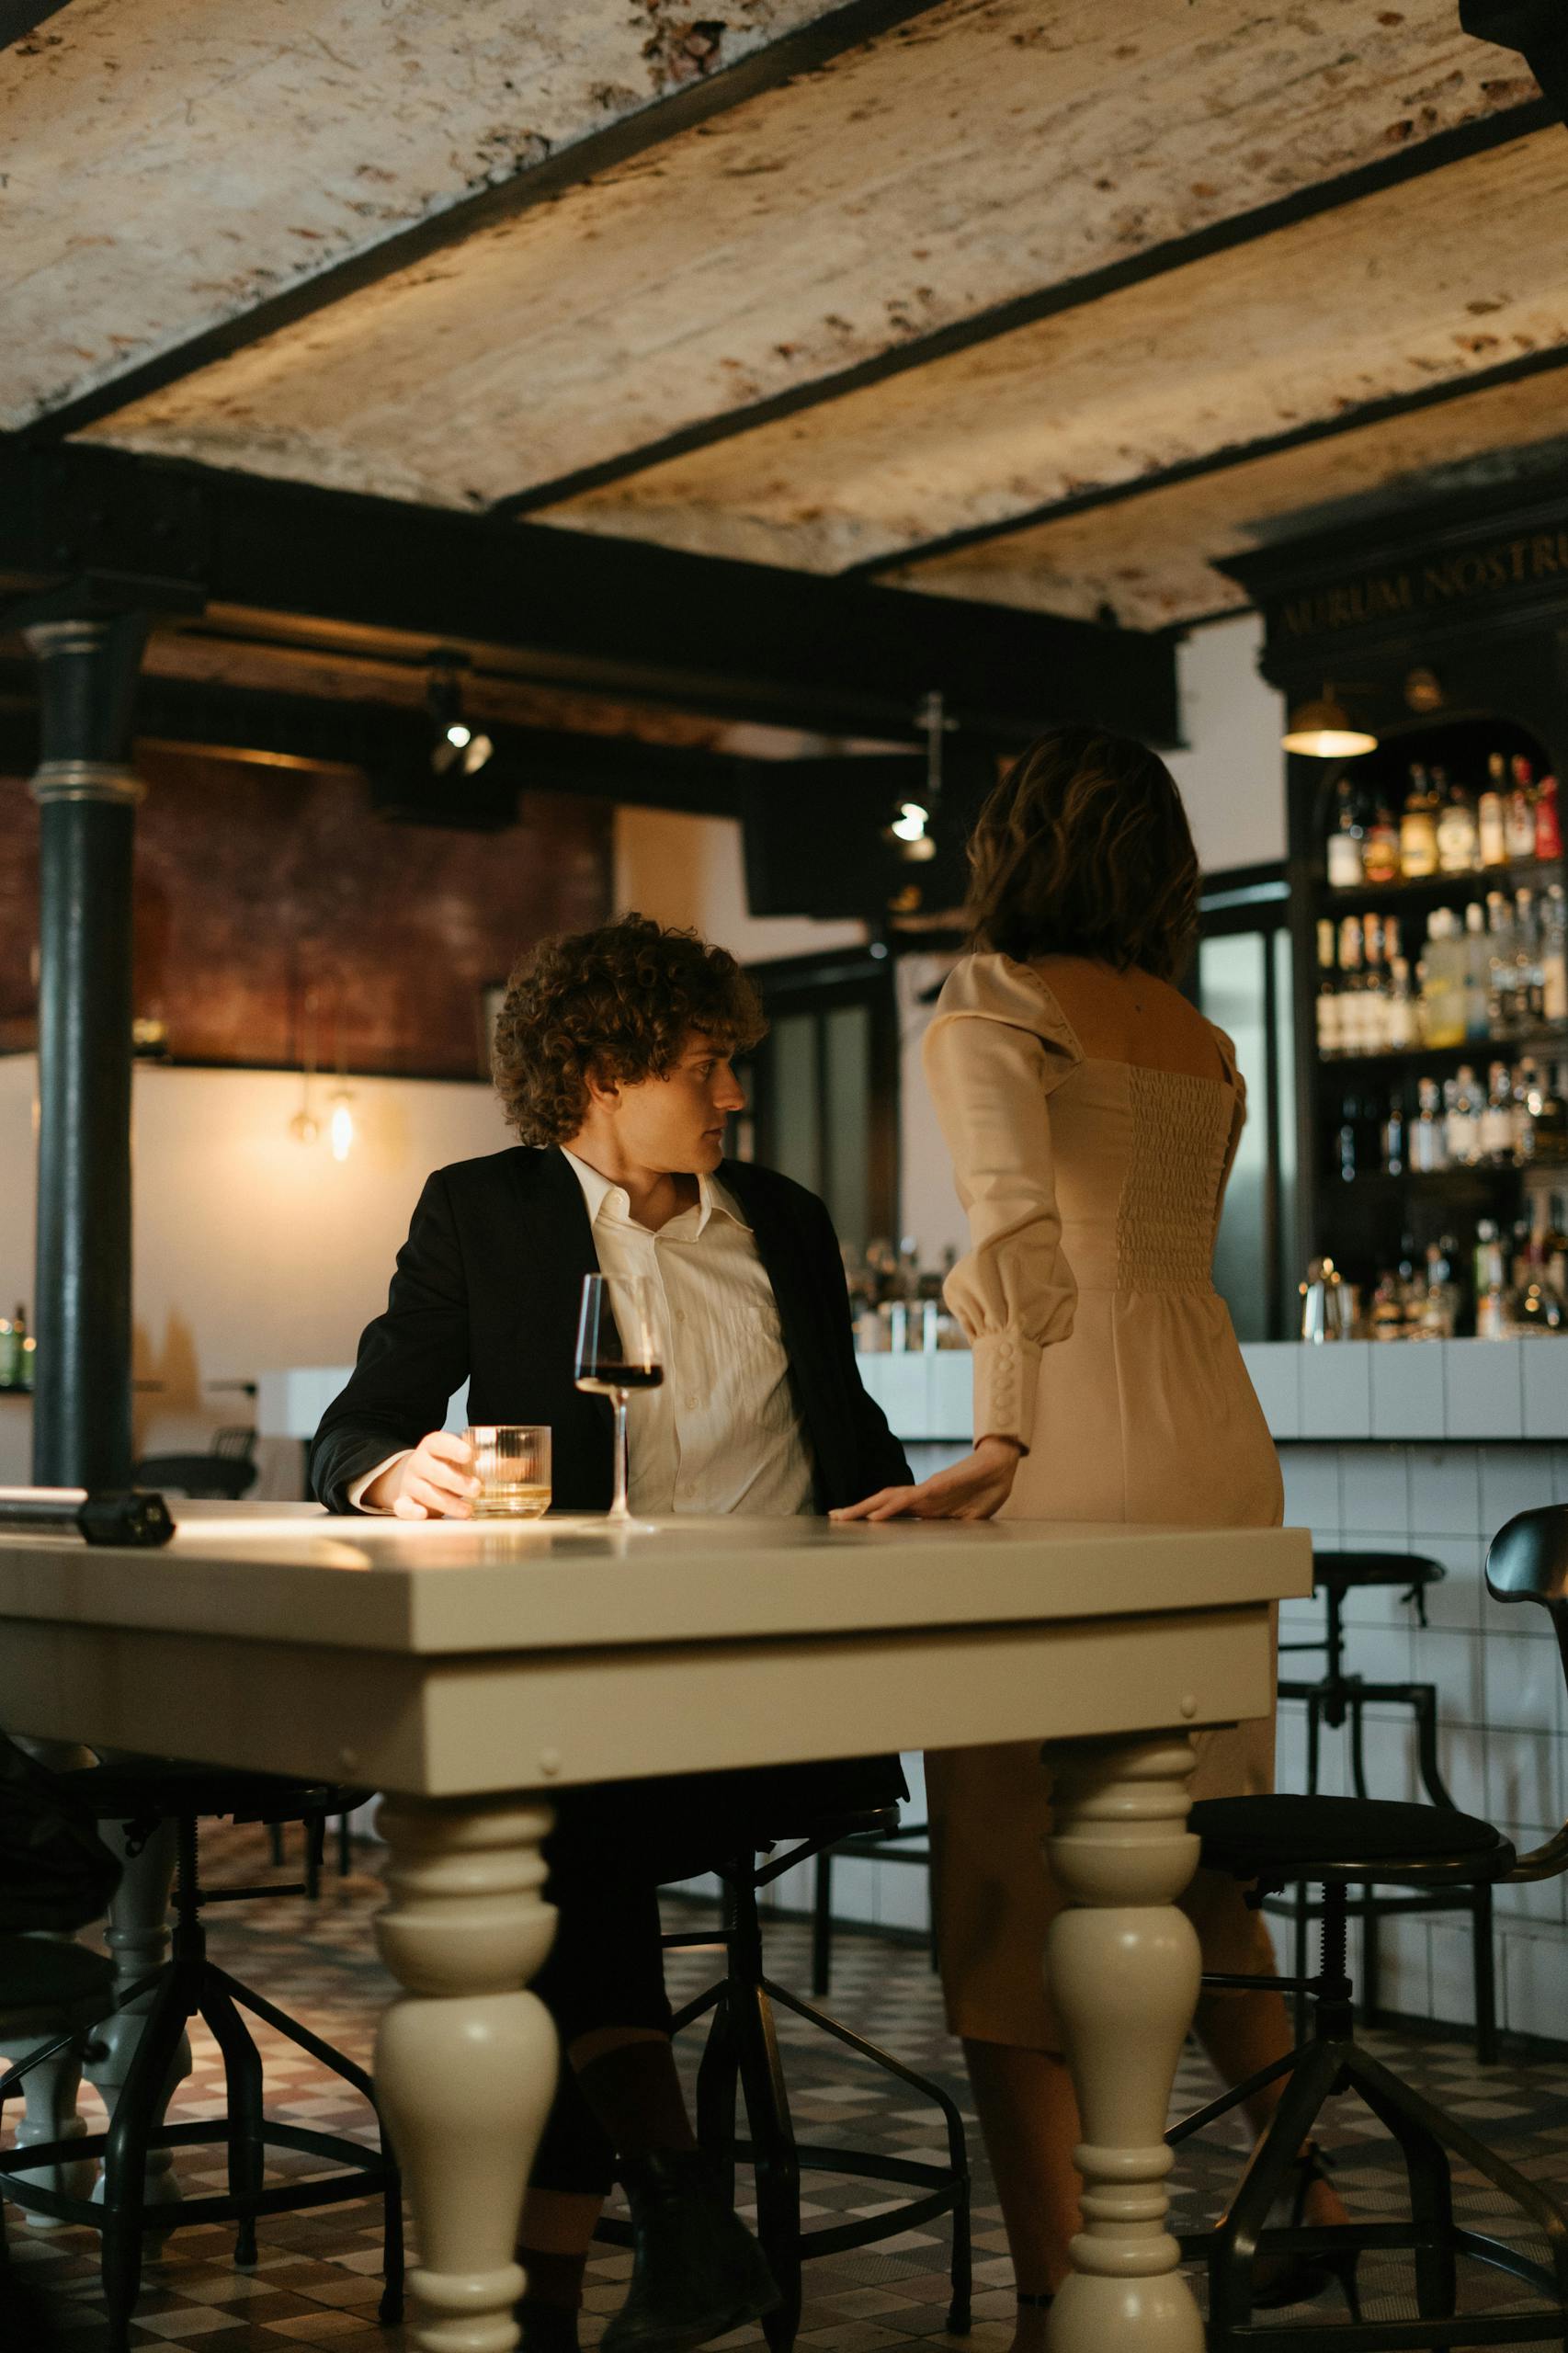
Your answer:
446,721 -> 472,748
890,801 -> 929,843
329,1090 -> 356,1163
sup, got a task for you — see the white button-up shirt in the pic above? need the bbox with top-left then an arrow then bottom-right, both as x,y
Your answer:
561,1149 -> 817,1518
348,1150 -> 818,1517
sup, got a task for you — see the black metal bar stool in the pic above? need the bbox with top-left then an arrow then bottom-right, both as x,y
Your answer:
1165,1502 -> 1568,2350
0,1764 -> 403,2352
1272,1546 -> 1500,2061
810,1815 -> 931,1998
597,1808 -> 971,2353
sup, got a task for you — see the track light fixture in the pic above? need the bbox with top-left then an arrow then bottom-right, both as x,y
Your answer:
883,688 -> 953,860
427,656 -> 494,778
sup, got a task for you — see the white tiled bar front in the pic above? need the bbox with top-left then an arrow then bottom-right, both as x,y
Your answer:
840,1343 -> 1568,2046
1247,1339 -> 1568,2045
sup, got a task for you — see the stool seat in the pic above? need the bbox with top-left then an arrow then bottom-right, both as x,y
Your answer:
1312,1549 -> 1445,1593
134,1453 -> 256,1501
764,1805 -> 899,1846
1196,1793 -> 1509,1883
67,1766 -> 345,1828
0,1934 -> 115,2027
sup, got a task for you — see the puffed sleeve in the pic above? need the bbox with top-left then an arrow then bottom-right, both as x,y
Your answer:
1210,1022 -> 1249,1202
921,954 -> 1083,1450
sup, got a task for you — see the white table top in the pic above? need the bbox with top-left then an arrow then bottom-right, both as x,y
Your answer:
0,1504 -> 1310,1796
0,1500 -> 1310,1654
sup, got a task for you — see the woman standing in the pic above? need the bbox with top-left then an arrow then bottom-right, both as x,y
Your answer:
835,728 -> 1346,2340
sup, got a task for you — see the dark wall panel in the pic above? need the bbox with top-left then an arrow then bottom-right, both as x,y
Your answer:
0,746 -> 611,1072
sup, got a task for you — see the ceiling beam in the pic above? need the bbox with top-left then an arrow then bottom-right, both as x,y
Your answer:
0,440 -> 1179,745
487,97 -> 1557,520
0,658 -> 749,815
840,337 -> 1568,585
1462,2 -> 1568,125
0,2 -> 74,44
21,0 -> 949,443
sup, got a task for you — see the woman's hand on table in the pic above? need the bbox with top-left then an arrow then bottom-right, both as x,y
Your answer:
365,1433 -> 480,1518
830,1434 -> 1023,1524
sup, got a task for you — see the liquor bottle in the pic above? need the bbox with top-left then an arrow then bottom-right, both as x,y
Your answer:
1537,770 -> 1563,862
13,1302 -> 30,1393
1446,1065 -> 1482,1165
1422,1239 -> 1460,1335
1420,907 -> 1466,1048
1399,765 -> 1440,878
1532,1061 -> 1568,1165
1361,914 -> 1390,1054
1336,1095 -> 1359,1184
1515,887 -> 1545,1024
1512,1057 -> 1540,1165
1506,754 -> 1539,861
1435,767 -> 1478,874
1382,1089 -> 1405,1176
1463,900 -> 1491,1042
0,1312 -> 14,1389
1543,1188 -> 1568,1294
1337,916 -> 1366,1055
1540,883 -> 1567,1022
1479,754 -> 1509,868
1386,950 -> 1416,1051
1474,1219 -> 1508,1337
1479,1062 -> 1515,1164
1411,1076 -> 1449,1172
1363,797 -> 1402,885
1314,919 -> 1341,1057
1325,776 -> 1364,888
1485,890 -> 1517,1035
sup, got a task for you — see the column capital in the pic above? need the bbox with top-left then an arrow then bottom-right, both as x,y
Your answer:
22,617 -> 129,662
30,759 -> 144,808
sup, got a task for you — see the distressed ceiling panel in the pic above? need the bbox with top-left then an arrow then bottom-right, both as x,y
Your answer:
75,0 -> 1532,507
890,367 -> 1568,629
0,0 -> 839,429
539,129 -> 1568,574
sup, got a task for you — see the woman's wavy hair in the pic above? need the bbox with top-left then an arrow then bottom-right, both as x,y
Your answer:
492,913 -> 766,1146
964,726 -> 1199,982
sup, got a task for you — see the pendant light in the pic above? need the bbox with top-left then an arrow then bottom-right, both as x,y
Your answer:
1281,686 -> 1377,758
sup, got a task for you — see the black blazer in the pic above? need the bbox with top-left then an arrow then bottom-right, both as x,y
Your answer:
311,1145 -> 912,1517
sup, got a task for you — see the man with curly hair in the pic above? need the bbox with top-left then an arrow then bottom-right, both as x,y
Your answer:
312,913 -> 910,2353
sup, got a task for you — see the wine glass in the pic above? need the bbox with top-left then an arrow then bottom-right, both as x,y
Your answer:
574,1272 -> 663,1523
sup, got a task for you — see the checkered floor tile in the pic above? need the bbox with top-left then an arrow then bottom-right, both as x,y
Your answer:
6,1823 -> 1568,2348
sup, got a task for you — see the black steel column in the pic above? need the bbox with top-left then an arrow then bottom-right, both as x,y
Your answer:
25,612 -> 150,1489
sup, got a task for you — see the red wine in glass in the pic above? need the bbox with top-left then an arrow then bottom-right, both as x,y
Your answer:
574,1363 -> 665,1395
574,1274 -> 663,1519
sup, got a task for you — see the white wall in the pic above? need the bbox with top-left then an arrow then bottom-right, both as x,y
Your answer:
0,1055 -> 507,1494
1166,613 -> 1287,873
614,804 -> 866,965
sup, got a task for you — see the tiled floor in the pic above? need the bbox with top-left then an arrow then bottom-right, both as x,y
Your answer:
7,1824 -> 1568,2349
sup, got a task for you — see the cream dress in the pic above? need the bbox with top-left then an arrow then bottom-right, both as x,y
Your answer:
924,950 -> 1283,2050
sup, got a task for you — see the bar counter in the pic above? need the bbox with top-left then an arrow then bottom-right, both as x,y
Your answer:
0,1501 -> 1309,2353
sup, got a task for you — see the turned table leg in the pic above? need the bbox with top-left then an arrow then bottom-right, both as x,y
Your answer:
374,1796 -> 559,2353
1042,1734 -> 1204,2353
85,1819 -> 190,2212
0,2009 -> 95,2215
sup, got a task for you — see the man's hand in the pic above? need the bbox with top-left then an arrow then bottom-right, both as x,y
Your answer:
829,1434 -> 1023,1524
364,1432 -> 479,1519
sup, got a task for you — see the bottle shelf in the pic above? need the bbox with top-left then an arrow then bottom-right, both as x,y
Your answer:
1317,1029 -> 1568,1074
1326,1165 -> 1526,1195
1318,857 -> 1563,911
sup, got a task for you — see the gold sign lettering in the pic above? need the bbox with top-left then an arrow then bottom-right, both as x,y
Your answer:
1277,525 -> 1568,642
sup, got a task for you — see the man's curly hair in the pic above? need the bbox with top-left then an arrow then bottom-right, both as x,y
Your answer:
492,913 -> 767,1146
